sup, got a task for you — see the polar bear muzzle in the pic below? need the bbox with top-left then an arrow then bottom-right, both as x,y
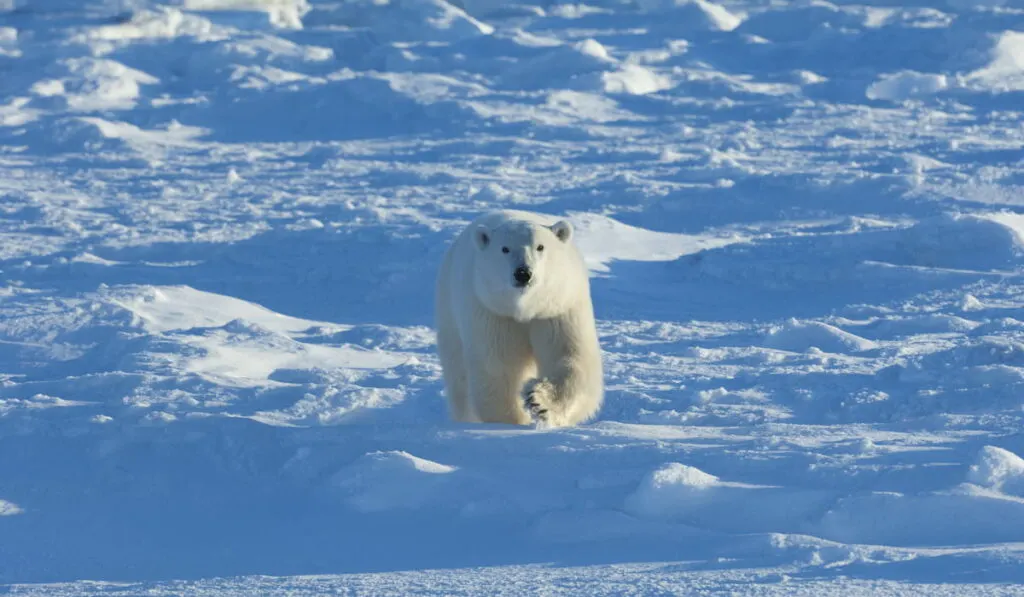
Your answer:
513,266 -> 532,287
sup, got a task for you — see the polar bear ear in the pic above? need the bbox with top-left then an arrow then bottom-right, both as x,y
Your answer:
474,225 -> 491,250
551,220 -> 573,243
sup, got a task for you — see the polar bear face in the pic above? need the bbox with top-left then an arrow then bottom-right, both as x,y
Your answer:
472,219 -> 577,321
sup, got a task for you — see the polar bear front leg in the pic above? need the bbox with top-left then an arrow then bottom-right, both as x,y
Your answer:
468,365 -> 533,425
524,310 -> 604,428
465,313 -> 536,425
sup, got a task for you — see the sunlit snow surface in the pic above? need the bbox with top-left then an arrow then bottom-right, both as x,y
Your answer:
2,0 -> 1024,594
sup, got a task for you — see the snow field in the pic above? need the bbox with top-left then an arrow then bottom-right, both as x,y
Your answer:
2,0 -> 1024,593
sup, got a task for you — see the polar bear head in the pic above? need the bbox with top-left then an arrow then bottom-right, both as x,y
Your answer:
472,217 -> 584,321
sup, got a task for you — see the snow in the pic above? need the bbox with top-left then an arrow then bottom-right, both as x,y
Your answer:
968,445 -> 1024,497
180,0 -> 311,30
572,212 -> 746,273
3,0 -> 1024,594
648,0 -> 744,32
866,71 -> 949,101
966,30 -> 1024,92
763,319 -> 878,354
332,450 -> 459,513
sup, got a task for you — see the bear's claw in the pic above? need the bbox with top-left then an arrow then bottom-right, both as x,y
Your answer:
523,378 -> 555,423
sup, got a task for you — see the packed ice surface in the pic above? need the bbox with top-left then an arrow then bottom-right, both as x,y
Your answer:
2,0 -> 1024,594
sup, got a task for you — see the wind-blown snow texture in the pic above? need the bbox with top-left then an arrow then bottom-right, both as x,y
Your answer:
2,0 -> 1024,594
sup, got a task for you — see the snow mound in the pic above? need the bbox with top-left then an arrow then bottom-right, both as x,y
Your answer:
500,38 -> 614,89
106,285 -> 330,335
0,394 -> 91,417
624,463 -> 836,533
764,319 -> 878,354
174,322 -> 404,389
866,71 -> 948,101
887,213 -> 1024,271
82,7 -> 226,42
961,294 -> 986,312
867,313 -> 979,337
637,0 -> 744,31
624,463 -> 722,519
599,64 -> 674,95
331,451 -> 458,513
96,285 -> 417,424
500,38 -> 671,94
0,97 -> 38,128
647,462 -> 718,489
40,58 -> 158,112
106,286 -> 408,390
965,30 -> 1024,92
815,485 -> 1024,546
982,211 -> 1024,247
179,0 -> 312,29
0,500 -> 23,516
217,35 -> 333,65
537,90 -> 637,124
331,0 -> 493,42
968,446 -> 1024,497
0,25 -> 19,57
24,117 -> 133,153
74,117 -> 207,154
897,335 -> 1024,405
24,116 -> 203,154
572,213 -> 746,273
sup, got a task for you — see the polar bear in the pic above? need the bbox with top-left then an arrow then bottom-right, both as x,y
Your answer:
434,210 -> 603,428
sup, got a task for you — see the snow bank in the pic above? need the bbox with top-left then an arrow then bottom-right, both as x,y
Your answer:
41,58 -> 158,112
72,117 -> 207,154
624,463 -> 836,533
572,213 -> 746,273
0,500 -> 24,516
815,485 -> 1024,546
982,211 -> 1024,247
0,284 -> 425,428
323,0 -> 493,42
626,462 -> 1024,547
174,322 -> 405,387
965,31 -> 1024,92
0,25 -> 19,57
501,38 -> 673,95
83,7 -> 227,42
105,285 -> 409,395
331,451 -> 458,512
624,463 -> 721,519
636,0 -> 744,31
882,213 -> 1024,272
107,285 -> 330,335
600,64 -> 674,95
179,0 -> 311,29
763,319 -> 878,354
866,71 -> 948,101
968,446 -> 1024,497
500,38 -> 615,90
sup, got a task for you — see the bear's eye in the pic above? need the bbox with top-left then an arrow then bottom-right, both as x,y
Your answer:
537,245 -> 545,252
501,246 -> 509,254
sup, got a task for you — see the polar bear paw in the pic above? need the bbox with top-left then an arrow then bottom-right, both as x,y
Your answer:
523,378 -> 556,424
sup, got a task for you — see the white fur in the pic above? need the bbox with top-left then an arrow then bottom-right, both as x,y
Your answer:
434,210 -> 604,428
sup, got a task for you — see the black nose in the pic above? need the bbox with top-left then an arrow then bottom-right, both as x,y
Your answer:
513,266 -> 532,286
